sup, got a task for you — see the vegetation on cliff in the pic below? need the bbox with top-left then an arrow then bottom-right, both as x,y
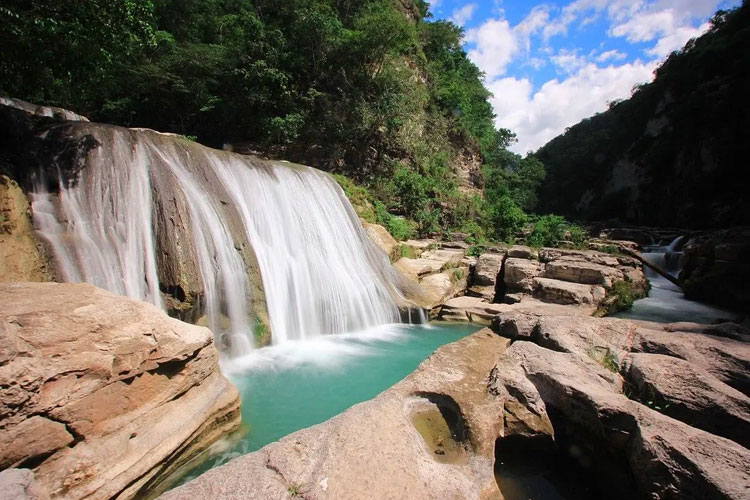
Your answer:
535,4 -> 750,229
1,0 -> 567,243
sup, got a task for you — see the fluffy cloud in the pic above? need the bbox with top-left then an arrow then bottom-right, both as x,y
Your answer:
646,22 -> 710,57
490,60 -> 658,154
450,3 -> 478,26
466,19 -> 518,79
596,49 -> 627,62
460,0 -> 730,153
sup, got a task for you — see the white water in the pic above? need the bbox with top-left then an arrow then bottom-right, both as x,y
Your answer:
209,157 -> 403,343
615,236 -> 738,324
31,133 -> 163,308
31,127 -> 414,355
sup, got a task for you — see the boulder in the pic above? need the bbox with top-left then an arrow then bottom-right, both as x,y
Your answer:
627,353 -> 750,448
0,283 -> 241,500
490,339 -> 750,500
363,222 -> 399,261
532,277 -> 606,305
507,245 -> 537,259
419,271 -> 461,307
543,259 -> 624,286
503,258 -> 542,293
472,253 -> 505,287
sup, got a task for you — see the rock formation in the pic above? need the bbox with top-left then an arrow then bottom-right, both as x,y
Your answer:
160,308 -> 750,500
0,283 -> 241,500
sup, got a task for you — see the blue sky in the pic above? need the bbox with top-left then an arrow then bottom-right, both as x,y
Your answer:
425,0 -> 741,153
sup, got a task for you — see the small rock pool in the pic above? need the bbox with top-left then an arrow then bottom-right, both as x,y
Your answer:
163,322 -> 480,491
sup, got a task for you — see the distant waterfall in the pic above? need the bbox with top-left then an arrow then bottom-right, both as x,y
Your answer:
31,126 -> 410,355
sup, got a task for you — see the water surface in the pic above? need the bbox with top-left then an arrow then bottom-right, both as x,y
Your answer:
170,322 -> 480,487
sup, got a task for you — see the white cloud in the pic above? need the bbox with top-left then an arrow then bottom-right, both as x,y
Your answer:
460,0 -> 730,153
646,21 -> 710,57
596,49 -> 627,61
466,19 -> 518,79
450,3 -> 478,27
608,0 -> 727,56
551,49 -> 589,75
490,60 -> 658,154
610,9 -> 676,42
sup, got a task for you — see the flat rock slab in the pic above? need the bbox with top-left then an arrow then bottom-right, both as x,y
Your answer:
0,283 -> 240,500
504,258 -> 542,293
533,277 -> 605,305
627,352 -> 750,448
543,259 -> 624,286
395,248 -> 464,279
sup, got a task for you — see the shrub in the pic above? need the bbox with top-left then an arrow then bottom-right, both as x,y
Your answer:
332,173 -> 377,223
488,195 -> 526,242
595,280 -> 645,316
527,214 -> 567,247
374,201 -> 417,240
467,244 -> 486,257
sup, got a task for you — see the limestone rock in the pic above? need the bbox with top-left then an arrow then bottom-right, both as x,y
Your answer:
472,253 -> 505,287
539,247 -> 620,267
532,277 -> 606,305
0,469 -> 49,500
0,283 -> 241,500
394,248 -> 464,280
508,245 -> 537,259
627,353 -> 750,448
0,96 -> 88,122
364,222 -> 399,261
0,416 -> 73,469
504,258 -> 542,293
490,340 -> 750,500
419,271 -> 461,306
543,259 -> 624,286
0,176 -> 52,282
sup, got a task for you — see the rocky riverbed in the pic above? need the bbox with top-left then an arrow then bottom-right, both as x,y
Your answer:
161,312 -> 749,499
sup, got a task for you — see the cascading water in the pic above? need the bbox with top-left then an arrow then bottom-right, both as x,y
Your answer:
615,236 -> 738,324
31,125 -> 416,355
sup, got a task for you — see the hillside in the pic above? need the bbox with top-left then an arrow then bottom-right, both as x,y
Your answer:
535,4 -> 750,229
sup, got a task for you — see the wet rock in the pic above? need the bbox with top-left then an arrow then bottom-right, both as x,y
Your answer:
0,282 -> 241,500
0,175 -> 52,282
680,227 -> 750,311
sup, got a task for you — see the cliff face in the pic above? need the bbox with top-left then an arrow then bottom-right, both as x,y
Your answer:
536,5 -> 750,229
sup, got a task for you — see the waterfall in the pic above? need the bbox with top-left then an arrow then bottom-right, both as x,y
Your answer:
31,125 -> 413,355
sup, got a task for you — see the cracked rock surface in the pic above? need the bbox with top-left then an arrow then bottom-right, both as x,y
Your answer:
0,282 -> 241,500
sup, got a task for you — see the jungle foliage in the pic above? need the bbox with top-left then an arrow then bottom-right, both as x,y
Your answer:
1,0 -> 581,243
